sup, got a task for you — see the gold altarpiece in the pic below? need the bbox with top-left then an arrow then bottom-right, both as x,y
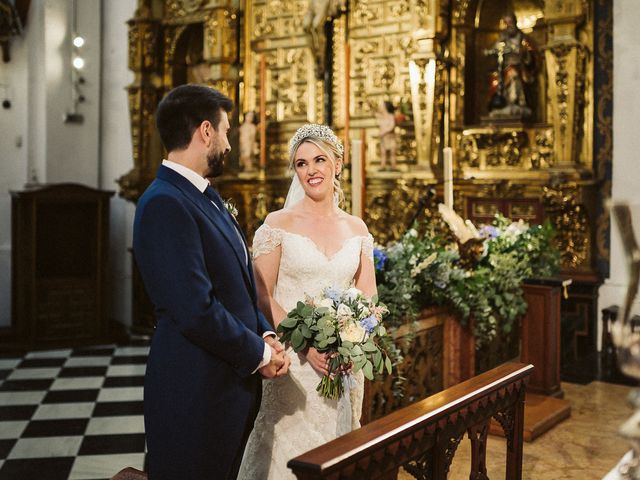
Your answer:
120,0 -> 612,368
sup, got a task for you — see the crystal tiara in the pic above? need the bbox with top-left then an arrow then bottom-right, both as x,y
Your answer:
288,124 -> 344,158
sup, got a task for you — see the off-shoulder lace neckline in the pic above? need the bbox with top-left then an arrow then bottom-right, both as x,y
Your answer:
261,223 -> 371,261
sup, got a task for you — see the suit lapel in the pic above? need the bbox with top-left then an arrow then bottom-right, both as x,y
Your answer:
156,167 -> 255,298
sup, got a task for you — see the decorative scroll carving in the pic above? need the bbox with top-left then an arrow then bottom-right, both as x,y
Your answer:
452,0 -> 471,23
543,180 -> 591,270
493,406 -> 516,451
530,128 -> 555,169
457,127 -> 554,171
365,178 -> 437,245
594,0 -> 613,276
547,44 -> 573,142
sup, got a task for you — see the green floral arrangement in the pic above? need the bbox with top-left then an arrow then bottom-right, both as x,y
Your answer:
374,213 -> 560,346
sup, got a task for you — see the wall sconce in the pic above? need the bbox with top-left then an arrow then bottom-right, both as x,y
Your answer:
0,83 -> 12,109
64,1 -> 85,124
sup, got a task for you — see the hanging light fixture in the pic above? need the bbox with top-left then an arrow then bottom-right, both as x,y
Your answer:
65,0 -> 85,123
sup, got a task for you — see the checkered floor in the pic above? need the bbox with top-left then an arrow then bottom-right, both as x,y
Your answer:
0,342 -> 149,480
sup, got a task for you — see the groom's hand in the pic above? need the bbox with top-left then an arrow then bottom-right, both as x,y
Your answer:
259,345 -> 289,378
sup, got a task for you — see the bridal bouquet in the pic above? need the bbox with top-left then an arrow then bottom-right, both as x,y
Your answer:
277,287 -> 393,400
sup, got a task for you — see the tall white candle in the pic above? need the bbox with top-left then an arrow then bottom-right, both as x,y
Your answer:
351,139 -> 363,218
443,147 -> 453,209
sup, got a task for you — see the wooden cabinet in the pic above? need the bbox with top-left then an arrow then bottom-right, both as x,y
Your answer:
10,184 -> 113,348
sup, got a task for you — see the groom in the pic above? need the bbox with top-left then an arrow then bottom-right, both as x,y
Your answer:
133,84 -> 290,480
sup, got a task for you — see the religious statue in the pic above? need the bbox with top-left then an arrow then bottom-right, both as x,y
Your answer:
483,12 -> 538,119
0,0 -> 22,63
239,111 -> 258,172
376,101 -> 397,171
303,0 -> 344,80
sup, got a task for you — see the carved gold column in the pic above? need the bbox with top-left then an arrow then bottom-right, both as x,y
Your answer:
203,5 -> 239,100
118,1 -> 163,202
544,1 -> 589,169
407,0 -> 440,173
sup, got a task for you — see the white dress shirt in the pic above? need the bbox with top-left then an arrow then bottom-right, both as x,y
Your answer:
162,160 -> 275,373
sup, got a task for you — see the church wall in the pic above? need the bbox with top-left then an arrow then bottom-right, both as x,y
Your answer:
0,4 -> 30,328
598,0 -> 640,347
100,0 -> 137,330
0,0 -> 137,330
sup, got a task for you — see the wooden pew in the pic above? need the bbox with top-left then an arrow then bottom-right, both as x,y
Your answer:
288,362 -> 533,480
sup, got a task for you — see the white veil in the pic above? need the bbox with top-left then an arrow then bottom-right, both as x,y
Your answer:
283,175 -> 305,210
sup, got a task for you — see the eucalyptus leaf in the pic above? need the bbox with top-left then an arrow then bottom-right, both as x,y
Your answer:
291,328 -> 305,351
279,316 -> 299,329
363,361 -> 374,380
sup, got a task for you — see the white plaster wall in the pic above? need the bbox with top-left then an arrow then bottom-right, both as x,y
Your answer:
0,0 -> 104,328
0,4 -> 29,328
43,0 -> 102,185
598,0 -> 640,346
100,0 -> 137,328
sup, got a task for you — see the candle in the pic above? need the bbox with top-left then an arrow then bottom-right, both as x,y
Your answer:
351,139 -> 362,218
344,42 -> 350,165
443,147 -> 453,209
259,53 -> 267,170
361,128 -> 366,217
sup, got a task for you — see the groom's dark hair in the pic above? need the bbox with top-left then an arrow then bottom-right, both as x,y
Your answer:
156,84 -> 233,153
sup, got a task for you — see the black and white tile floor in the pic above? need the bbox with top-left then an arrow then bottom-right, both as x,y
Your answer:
0,342 -> 149,480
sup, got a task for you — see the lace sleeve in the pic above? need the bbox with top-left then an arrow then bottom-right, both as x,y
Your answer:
361,234 -> 374,261
252,223 -> 283,259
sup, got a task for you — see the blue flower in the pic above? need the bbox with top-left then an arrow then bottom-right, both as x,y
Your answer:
323,286 -> 341,302
373,248 -> 388,271
480,225 -> 499,239
360,315 -> 379,333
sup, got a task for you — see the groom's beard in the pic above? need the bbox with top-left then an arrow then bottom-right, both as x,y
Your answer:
205,149 -> 226,178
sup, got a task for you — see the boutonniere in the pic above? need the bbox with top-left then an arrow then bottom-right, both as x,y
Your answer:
223,198 -> 238,220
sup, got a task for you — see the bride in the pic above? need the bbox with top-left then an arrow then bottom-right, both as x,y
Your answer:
237,124 -> 377,479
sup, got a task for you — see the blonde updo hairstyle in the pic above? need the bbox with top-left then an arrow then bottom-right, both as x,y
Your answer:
288,125 -> 345,206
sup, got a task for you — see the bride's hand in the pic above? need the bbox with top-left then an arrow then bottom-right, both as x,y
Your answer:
302,347 -> 330,376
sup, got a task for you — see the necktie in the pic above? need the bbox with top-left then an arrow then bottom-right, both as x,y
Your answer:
204,185 -> 226,212
204,185 -> 248,264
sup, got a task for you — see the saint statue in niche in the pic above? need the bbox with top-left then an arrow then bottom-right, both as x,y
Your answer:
483,12 -> 538,120
238,111 -> 258,172
376,100 -> 397,171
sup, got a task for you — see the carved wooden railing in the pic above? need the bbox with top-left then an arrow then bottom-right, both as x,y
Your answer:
288,362 -> 533,480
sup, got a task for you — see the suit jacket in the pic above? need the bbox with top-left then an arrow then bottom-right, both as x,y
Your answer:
133,165 -> 273,479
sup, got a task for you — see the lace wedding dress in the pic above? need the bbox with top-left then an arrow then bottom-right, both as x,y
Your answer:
237,223 -> 374,480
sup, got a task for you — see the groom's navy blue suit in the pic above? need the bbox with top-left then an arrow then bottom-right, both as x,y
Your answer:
133,165 -> 273,479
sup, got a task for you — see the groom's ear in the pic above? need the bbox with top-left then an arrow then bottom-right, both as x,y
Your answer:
197,120 -> 213,147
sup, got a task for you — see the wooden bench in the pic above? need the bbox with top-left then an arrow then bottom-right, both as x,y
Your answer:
288,362 -> 533,479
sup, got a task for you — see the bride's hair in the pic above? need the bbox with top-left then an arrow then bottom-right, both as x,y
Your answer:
288,136 -> 345,207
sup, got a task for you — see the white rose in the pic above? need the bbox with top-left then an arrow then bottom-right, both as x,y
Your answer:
318,298 -> 334,310
337,304 -> 353,320
344,287 -> 361,301
340,322 -> 366,343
